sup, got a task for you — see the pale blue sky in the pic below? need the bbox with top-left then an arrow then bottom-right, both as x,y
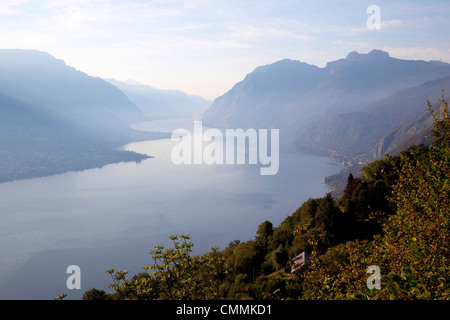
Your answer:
1,0 -> 449,99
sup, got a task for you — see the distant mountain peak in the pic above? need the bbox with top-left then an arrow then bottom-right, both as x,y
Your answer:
0,49 -> 66,69
346,51 -> 360,59
367,49 -> 390,58
346,49 -> 390,60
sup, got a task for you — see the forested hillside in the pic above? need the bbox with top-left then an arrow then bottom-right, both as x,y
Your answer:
81,94 -> 449,301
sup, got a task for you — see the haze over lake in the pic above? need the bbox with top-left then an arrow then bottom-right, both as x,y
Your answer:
0,118 -> 342,300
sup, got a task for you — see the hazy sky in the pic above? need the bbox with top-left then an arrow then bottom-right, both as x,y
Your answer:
1,0 -> 449,99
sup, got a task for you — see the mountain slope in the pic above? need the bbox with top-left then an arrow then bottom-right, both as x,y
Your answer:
0,49 -> 144,135
374,109 -> 434,159
202,58 -> 324,130
297,76 -> 450,161
0,91 -> 75,150
0,50 -> 168,182
202,50 -> 450,142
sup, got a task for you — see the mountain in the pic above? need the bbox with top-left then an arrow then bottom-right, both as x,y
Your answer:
0,91 -> 76,150
202,58 -> 323,131
0,49 -> 144,139
0,49 -> 167,182
106,79 -> 211,119
297,76 -> 450,162
202,50 -> 450,143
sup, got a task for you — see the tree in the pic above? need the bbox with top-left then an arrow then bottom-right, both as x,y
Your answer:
314,193 -> 342,248
255,220 -> 273,251
103,235 -> 233,300
340,173 -> 361,204
82,288 -> 109,300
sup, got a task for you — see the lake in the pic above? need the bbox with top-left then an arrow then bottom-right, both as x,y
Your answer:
0,118 -> 342,299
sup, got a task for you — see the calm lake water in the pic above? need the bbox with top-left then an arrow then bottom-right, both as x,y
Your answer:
0,118 -> 342,299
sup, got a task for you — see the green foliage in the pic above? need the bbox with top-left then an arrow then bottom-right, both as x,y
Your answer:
375,93 -> 450,299
82,288 -> 109,300
255,220 -> 274,252
297,93 -> 450,300
103,235 -> 234,300
228,241 -> 259,276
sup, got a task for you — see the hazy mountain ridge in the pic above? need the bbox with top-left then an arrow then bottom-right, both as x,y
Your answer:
0,49 -> 144,130
202,50 -> 450,162
0,49 -> 169,182
106,78 -> 211,120
298,76 -> 450,164
202,58 -> 324,131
